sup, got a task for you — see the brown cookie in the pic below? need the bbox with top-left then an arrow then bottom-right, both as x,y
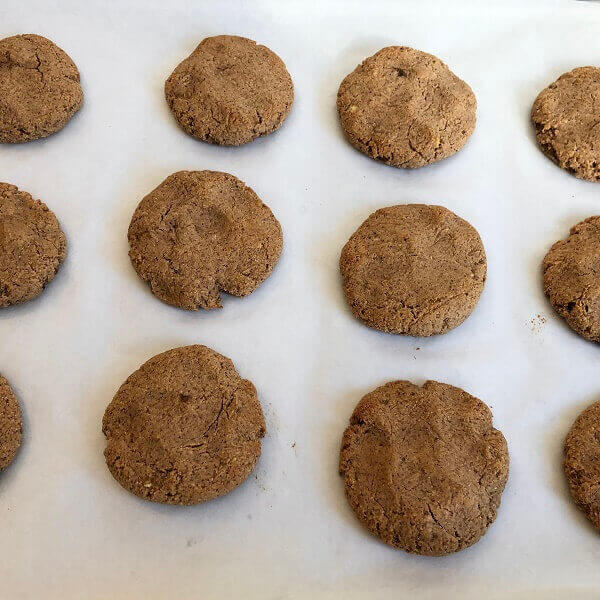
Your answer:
0,183 -> 67,307
340,380 -> 509,556
564,400 -> 600,531
0,374 -> 22,472
0,34 -> 83,143
337,46 -> 476,168
532,67 -> 600,182
340,204 -> 486,336
102,345 -> 266,505
128,170 -> 282,310
543,216 -> 600,343
165,35 -> 293,146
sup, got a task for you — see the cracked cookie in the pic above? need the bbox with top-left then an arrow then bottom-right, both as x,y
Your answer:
339,380 -> 509,556
337,46 -> 476,168
543,216 -> 600,342
165,35 -> 293,146
340,204 -> 486,336
0,34 -> 83,143
0,182 -> 67,307
564,399 -> 600,532
128,170 -> 282,310
0,374 -> 22,472
102,345 -> 266,505
532,67 -> 600,182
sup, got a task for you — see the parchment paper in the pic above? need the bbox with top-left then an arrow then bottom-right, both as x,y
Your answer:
1,1 -> 600,598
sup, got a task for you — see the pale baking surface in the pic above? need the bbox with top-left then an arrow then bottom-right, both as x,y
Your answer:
0,0 -> 599,598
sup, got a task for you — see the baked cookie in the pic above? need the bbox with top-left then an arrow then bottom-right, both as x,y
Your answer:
337,46 -> 476,168
532,67 -> 600,182
0,182 -> 67,307
0,374 -> 22,471
339,380 -> 509,556
564,400 -> 600,531
102,345 -> 266,505
128,170 -> 282,310
543,216 -> 600,343
0,34 -> 83,143
165,35 -> 293,146
340,204 -> 486,336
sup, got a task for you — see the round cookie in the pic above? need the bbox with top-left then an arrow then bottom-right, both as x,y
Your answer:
337,46 -> 476,168
0,374 -> 22,471
102,345 -> 266,505
543,216 -> 600,343
565,400 -> 600,531
0,183 -> 67,307
532,67 -> 600,182
339,380 -> 509,556
340,204 -> 486,336
165,35 -> 293,146
0,34 -> 83,143
128,170 -> 282,310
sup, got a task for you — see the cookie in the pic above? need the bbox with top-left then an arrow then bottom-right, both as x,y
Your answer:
339,380 -> 509,556
165,35 -> 293,146
0,34 -> 83,143
543,217 -> 600,343
102,345 -> 266,505
337,46 -> 476,168
128,170 -> 282,310
0,183 -> 67,307
564,400 -> 600,531
340,204 -> 486,336
0,374 -> 22,472
532,67 -> 600,182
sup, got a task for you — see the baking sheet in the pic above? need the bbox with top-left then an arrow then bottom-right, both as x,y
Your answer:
1,0 -> 600,597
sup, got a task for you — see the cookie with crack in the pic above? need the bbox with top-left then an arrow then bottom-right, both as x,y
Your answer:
564,400 -> 600,532
337,46 -> 476,168
339,380 -> 509,556
543,216 -> 600,342
165,35 -> 293,146
0,182 -> 67,307
0,374 -> 22,472
0,34 -> 83,143
532,67 -> 600,182
128,170 -> 282,310
102,345 -> 266,505
340,204 -> 486,336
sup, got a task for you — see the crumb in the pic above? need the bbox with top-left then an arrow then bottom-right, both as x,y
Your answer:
529,313 -> 547,333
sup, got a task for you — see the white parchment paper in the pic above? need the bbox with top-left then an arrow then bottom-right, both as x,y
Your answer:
1,1 -> 600,598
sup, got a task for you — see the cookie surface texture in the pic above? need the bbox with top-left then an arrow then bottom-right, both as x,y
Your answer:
0,34 -> 83,143
337,46 -> 476,168
565,400 -> 600,532
0,374 -> 22,472
543,216 -> 600,343
165,35 -> 293,146
0,182 -> 67,307
102,345 -> 266,505
128,170 -> 283,310
339,380 -> 509,556
532,67 -> 600,182
340,204 -> 486,336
